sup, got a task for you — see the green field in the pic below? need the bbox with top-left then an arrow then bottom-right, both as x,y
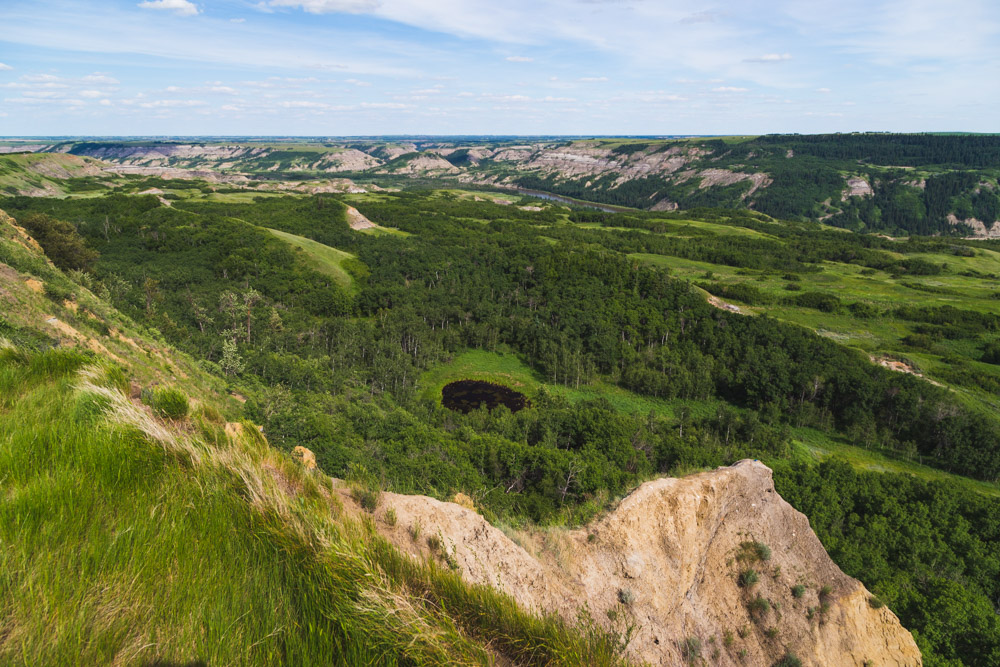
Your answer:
422,349 -> 727,421
265,227 -> 356,288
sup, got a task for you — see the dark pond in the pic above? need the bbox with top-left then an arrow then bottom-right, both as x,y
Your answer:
441,380 -> 529,414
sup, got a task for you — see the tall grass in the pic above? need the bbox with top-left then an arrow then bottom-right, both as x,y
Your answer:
0,348 -> 629,666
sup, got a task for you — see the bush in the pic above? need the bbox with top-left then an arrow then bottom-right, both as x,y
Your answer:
43,281 -> 74,304
749,595 -> 770,616
790,291 -> 841,312
791,584 -> 806,599
351,487 -> 379,513
773,653 -> 802,667
739,541 -> 771,562
738,569 -> 759,588
617,588 -> 636,605
19,212 -> 98,272
680,636 -> 701,662
144,386 -> 189,420
868,596 -> 884,609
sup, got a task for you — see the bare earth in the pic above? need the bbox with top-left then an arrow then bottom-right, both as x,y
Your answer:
339,460 -> 921,667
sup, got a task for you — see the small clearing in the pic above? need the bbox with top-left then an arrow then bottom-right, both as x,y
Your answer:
265,228 -> 355,288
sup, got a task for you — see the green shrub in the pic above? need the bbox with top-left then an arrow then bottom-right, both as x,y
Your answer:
791,584 -> 806,599
19,212 -> 98,272
739,541 -> 771,562
144,386 -> 189,420
351,487 -> 379,513
680,636 -> 701,662
749,595 -> 770,616
43,281 -> 74,304
868,596 -> 884,609
773,653 -> 802,667
383,507 -> 397,527
738,569 -> 759,588
617,588 -> 636,605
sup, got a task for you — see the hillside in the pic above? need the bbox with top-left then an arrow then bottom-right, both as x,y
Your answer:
14,134 -> 1000,236
3,158 -> 1000,664
0,206 -> 922,665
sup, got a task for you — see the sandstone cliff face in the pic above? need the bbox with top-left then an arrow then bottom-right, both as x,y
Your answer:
354,460 -> 921,667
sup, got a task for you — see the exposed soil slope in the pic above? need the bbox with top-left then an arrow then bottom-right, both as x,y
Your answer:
357,460 -> 921,667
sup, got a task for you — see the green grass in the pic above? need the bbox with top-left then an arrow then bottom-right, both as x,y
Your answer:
265,227 -> 356,288
786,426 -> 1000,497
420,349 -> 723,420
0,346 -> 632,666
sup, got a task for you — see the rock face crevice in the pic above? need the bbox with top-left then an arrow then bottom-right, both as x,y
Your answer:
357,460 -> 921,666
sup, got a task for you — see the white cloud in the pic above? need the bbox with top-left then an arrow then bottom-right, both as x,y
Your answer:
345,78 -> 371,86
743,53 -> 792,63
816,87 -> 831,93
80,89 -> 103,98
230,18 -> 246,23
82,73 -> 120,84
99,99 -> 112,106
680,11 -> 723,24
713,86 -> 748,92
210,85 -> 239,94
268,0 -> 378,13
578,76 -> 608,82
137,0 -> 199,16
137,99 -> 207,108
0,63 -> 12,71
505,56 -> 533,62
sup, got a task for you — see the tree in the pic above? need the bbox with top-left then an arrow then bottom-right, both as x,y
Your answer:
18,213 -> 98,272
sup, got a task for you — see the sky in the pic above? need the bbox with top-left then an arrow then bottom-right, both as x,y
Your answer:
0,0 -> 998,135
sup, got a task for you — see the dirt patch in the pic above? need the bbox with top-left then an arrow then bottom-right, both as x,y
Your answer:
707,294 -> 743,314
345,206 -> 376,230
842,176 -> 873,200
870,355 -> 943,386
25,279 -> 44,293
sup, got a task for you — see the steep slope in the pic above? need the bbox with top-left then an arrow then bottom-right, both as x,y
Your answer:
0,153 -> 109,196
0,201 -> 924,666
364,461 -> 921,666
0,208 -> 629,666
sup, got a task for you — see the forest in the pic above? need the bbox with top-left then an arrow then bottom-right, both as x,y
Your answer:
2,187 -> 999,665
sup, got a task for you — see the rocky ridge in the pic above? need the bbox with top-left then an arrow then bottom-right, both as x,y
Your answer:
348,460 -> 921,667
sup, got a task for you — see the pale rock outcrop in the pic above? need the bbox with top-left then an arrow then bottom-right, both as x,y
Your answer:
359,460 -> 921,667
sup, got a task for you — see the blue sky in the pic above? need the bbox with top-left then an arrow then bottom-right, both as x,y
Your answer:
1,0 -> 998,135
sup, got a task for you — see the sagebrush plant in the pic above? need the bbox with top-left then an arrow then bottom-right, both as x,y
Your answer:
0,348 -> 632,666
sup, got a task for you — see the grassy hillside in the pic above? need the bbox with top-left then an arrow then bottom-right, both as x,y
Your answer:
3,181 -> 1000,664
266,227 -> 357,288
0,212 -> 628,666
0,153 -> 109,197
